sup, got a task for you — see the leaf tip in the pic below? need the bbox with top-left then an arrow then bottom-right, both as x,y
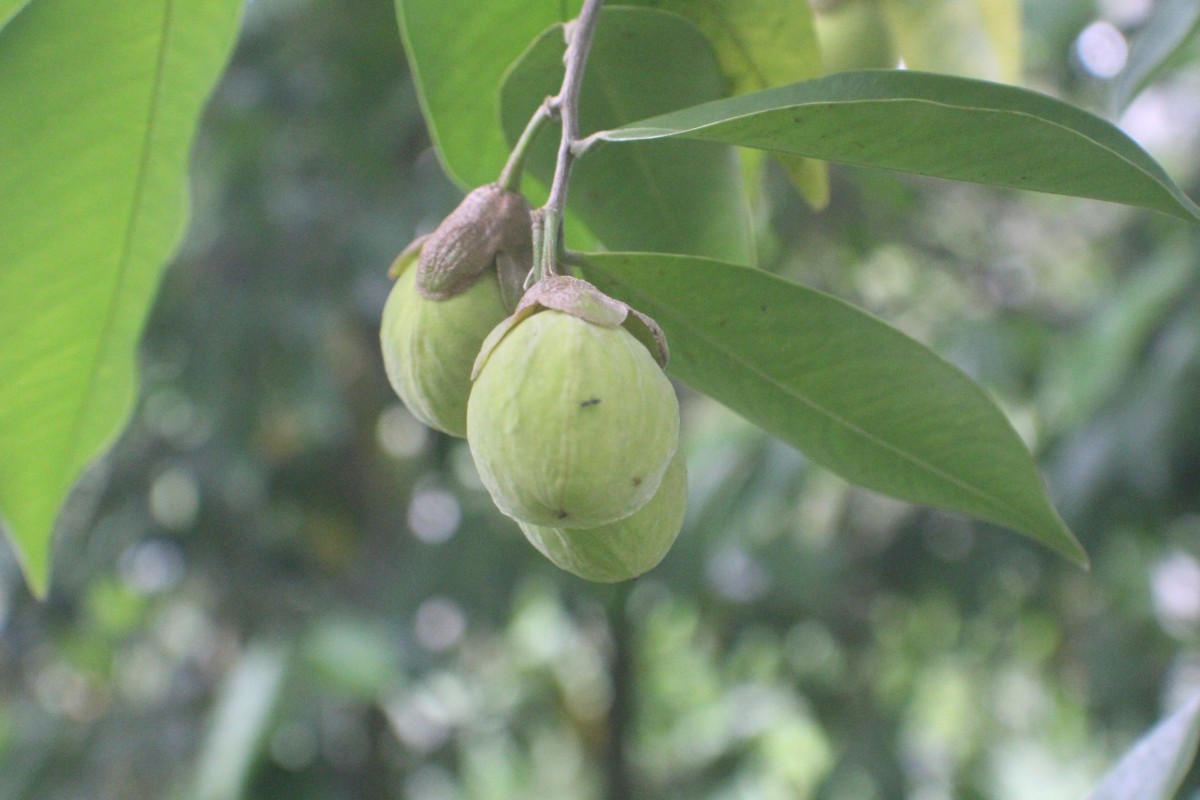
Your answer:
6,534 -> 50,601
24,570 -> 50,601
1,509 -> 52,599
1049,521 -> 1090,571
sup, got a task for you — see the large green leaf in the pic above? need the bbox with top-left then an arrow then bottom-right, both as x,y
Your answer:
500,7 -> 752,263
1088,694 -> 1200,800
578,252 -> 1086,565
600,70 -> 1200,224
1111,0 -> 1200,113
0,0 -> 244,596
394,0 -> 582,188
624,0 -> 829,207
627,0 -> 821,95
0,0 -> 32,31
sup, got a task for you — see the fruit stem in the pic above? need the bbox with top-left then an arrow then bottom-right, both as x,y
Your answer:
529,210 -> 547,284
498,101 -> 553,192
526,207 -> 565,284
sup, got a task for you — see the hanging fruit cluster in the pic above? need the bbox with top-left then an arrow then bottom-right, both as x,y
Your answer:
380,185 -> 685,582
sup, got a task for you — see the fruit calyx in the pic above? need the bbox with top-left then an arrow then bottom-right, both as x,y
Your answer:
471,274 -> 669,380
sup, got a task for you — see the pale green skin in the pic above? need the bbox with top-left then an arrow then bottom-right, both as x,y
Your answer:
380,267 -> 508,437
519,449 -> 687,582
467,310 -> 680,528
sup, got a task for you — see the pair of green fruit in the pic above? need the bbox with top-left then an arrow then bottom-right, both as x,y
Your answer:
380,185 -> 686,582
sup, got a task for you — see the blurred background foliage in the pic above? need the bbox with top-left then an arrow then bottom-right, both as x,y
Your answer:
1,0 -> 1200,798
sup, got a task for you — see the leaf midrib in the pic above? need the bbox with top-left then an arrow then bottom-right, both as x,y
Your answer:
608,93 -> 1200,220
60,1 -> 176,484
597,265 -> 1051,537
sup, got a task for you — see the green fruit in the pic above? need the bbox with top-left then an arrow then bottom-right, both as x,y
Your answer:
519,449 -> 687,582
380,266 -> 507,437
467,309 -> 679,528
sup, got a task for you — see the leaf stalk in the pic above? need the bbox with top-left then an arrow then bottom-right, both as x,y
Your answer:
498,101 -> 553,192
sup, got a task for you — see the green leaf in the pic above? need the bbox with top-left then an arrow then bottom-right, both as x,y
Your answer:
600,70 -> 1200,224
1111,0 -> 1200,113
500,7 -> 752,262
578,252 -> 1087,565
625,0 -> 829,208
627,0 -> 822,96
0,0 -> 244,597
1088,695 -> 1200,800
0,0 -> 32,31
394,0 -> 581,188
881,0 -> 1022,82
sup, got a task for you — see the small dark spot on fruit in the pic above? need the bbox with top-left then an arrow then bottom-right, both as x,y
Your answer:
632,476 -> 643,487
759,304 -> 767,312
556,509 -> 569,520
580,397 -> 601,408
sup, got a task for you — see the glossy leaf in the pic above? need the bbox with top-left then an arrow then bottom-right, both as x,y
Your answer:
0,0 -> 32,31
624,0 -> 829,206
578,252 -> 1087,565
500,7 -> 752,262
1088,694 -> 1200,800
631,0 -> 821,96
0,0 -> 244,596
1112,0 -> 1200,113
600,70 -> 1200,224
394,0 -> 581,188
881,0 -> 1022,82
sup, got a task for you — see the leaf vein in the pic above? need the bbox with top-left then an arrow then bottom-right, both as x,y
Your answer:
61,0 -> 177,481
601,269 -> 1047,534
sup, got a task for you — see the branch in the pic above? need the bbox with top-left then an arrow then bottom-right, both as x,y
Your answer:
538,0 -> 605,276
604,583 -> 635,800
547,0 -> 603,216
